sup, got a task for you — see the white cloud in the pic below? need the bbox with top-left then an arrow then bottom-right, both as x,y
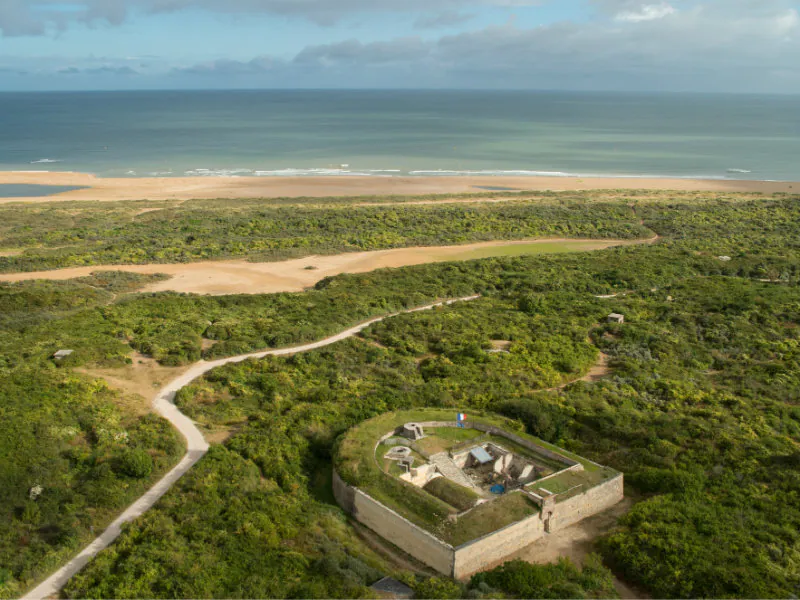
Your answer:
3,0 -> 800,92
0,0 -> 543,35
615,3 -> 676,22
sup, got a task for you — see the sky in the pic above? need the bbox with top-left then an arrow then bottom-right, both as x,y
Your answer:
0,0 -> 799,92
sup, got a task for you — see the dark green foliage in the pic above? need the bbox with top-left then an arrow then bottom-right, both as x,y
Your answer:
117,449 -> 153,479
4,191 -> 800,598
471,556 -> 618,599
414,577 -> 464,599
62,445 -> 383,599
497,398 -> 572,443
0,199 -> 650,272
0,370 -> 183,597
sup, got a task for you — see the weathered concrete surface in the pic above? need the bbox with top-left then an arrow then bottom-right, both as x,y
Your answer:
22,296 -> 480,599
453,497 -> 546,579
334,471 -> 455,575
333,420 -> 624,580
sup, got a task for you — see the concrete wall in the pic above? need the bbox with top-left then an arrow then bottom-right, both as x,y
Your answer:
333,469 -> 455,575
332,468 -> 357,515
335,421 -> 624,581
450,474 -> 624,579
453,496 -> 546,579
470,423 -> 578,468
552,473 -> 624,531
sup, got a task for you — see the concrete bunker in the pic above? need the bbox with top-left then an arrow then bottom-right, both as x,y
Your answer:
333,410 -> 624,580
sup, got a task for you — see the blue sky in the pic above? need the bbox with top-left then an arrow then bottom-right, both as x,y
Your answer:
1,0 -> 799,92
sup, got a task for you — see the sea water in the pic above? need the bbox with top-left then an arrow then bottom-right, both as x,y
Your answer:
0,90 -> 797,180
0,184 -> 88,198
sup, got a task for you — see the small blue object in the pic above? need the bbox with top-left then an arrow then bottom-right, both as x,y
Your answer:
490,484 -> 505,495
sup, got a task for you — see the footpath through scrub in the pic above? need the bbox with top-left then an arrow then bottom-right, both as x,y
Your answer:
21,296 -> 480,599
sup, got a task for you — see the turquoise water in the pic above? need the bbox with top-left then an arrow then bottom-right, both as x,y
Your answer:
0,184 -> 88,198
0,90 -> 797,180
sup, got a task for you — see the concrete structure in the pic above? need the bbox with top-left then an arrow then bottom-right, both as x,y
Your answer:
402,423 -> 425,441
334,420 -> 624,580
607,313 -> 625,324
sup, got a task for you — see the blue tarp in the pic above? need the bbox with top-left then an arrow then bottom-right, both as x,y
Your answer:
490,484 -> 506,494
470,447 -> 493,464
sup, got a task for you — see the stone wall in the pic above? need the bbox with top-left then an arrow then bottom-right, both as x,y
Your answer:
450,474 -> 624,579
552,472 -> 624,531
332,467 -> 357,515
452,496 -> 546,579
333,470 -> 455,575
334,422 -> 624,581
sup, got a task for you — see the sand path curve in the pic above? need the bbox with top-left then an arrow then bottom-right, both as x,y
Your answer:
21,295 -> 481,600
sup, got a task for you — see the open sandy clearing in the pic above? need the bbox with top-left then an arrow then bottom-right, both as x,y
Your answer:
1,171 -> 797,203
0,237 -> 649,295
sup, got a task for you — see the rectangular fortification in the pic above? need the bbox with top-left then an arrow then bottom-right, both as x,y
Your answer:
333,470 -> 455,574
334,418 -> 624,579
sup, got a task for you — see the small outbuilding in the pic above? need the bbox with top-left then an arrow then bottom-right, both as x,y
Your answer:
371,577 -> 414,599
53,350 -> 74,361
607,313 -> 625,324
402,423 -> 424,441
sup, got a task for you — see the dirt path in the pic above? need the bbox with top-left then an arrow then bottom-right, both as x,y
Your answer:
0,237 -> 654,296
545,352 -> 611,392
21,296 -> 480,600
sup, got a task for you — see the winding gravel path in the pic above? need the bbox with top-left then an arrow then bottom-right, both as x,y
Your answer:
22,296 -> 480,600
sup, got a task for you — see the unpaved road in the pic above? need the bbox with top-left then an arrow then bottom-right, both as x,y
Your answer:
0,237 -> 652,296
21,296 -> 480,600
545,352 -> 611,392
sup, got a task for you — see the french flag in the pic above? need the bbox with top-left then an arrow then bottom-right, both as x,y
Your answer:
457,413 -> 467,422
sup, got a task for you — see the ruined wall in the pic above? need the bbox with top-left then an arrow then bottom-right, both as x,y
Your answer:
553,473 -> 624,530
401,463 -> 441,488
471,423 -> 578,468
333,469 -> 455,575
452,497 -> 546,579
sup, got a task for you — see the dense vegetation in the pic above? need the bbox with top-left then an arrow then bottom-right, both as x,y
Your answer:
0,275 -> 184,599
2,191 -> 800,598
0,197 -> 651,272
471,556 -> 619,599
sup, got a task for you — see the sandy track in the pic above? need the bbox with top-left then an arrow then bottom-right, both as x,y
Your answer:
21,296 -> 480,600
0,238 -> 650,295
1,171 -> 797,204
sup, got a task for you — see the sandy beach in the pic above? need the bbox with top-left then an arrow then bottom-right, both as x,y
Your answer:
0,171 -> 797,204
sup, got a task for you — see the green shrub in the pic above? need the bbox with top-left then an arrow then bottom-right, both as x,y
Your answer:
117,449 -> 154,479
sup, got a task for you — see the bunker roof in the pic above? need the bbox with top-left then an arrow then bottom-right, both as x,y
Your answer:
469,447 -> 493,464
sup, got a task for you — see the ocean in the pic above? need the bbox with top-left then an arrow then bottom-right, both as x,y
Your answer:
0,90 -> 797,180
